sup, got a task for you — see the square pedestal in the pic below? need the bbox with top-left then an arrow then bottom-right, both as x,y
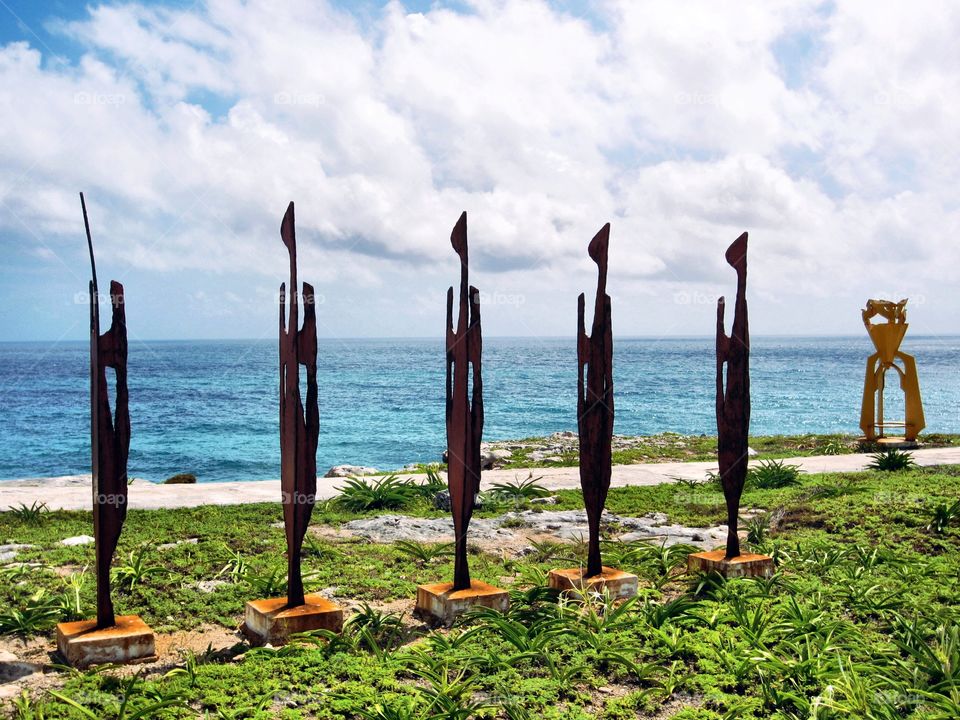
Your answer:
548,567 -> 638,599
687,550 -> 774,579
56,615 -> 156,668
415,581 -> 509,625
871,437 -> 919,449
243,595 -> 343,645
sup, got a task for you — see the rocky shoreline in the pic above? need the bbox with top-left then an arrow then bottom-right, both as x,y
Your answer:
326,434 -> 588,477
4,432 -> 956,487
331,431 -> 732,477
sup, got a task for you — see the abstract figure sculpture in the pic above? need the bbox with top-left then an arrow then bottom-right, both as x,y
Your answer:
546,225 -> 637,599
715,232 -> 750,560
577,224 -> 614,578
415,212 -> 507,623
243,202 -> 342,644
55,194 -> 155,668
278,201 -> 319,608
859,299 -> 925,443
445,211 -> 484,592
83,192 -> 130,629
688,232 -> 771,578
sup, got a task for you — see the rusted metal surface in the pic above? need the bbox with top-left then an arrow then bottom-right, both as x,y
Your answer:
278,201 -> 319,608
81,192 -> 130,630
577,224 -> 614,578
445,211 -> 484,591
716,232 -> 750,559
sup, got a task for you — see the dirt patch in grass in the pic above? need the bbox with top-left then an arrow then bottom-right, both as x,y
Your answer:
778,506 -> 827,530
153,624 -> 244,663
0,623 -> 246,703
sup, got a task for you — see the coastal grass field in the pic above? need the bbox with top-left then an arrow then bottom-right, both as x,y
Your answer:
409,432 -> 960,473
490,433 -> 960,469
1,451 -> 960,718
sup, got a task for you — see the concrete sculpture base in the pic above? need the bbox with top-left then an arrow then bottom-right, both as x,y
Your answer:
415,580 -> 509,625
547,567 -> 638,599
687,550 -> 774,579
56,615 -> 156,668
243,595 -> 343,645
859,437 -> 919,450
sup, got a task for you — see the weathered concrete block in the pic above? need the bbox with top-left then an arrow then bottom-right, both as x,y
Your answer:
243,595 -> 343,646
687,549 -> 774,578
547,566 -> 638,600
56,615 -> 156,668
415,581 -> 509,625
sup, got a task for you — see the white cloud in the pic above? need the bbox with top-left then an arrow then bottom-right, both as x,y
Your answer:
0,0 -> 957,338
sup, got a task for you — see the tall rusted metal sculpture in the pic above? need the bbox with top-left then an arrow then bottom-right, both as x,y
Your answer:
715,232 -> 750,560
578,224 -> 613,578
547,225 -> 636,599
688,232 -> 771,578
56,194 -> 154,668
445,211 -> 484,591
415,212 -> 507,624
243,202 -> 341,645
82,192 -> 130,629
278,201 -> 319,608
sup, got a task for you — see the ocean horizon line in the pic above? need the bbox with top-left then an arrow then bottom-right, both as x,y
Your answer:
2,332 -> 957,345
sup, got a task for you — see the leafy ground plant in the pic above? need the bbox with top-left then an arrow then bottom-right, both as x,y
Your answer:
336,475 -> 421,511
7,501 -> 49,525
486,472 -> 551,505
747,459 -> 802,489
49,673 -> 186,720
112,546 -> 164,593
868,448 -> 917,471
744,513 -> 771,546
0,589 -> 60,634
927,499 -> 960,534
394,540 -> 454,565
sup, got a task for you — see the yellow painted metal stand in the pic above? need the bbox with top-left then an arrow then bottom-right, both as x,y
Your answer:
859,299 -> 925,442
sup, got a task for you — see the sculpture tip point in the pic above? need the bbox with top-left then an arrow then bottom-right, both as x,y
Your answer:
281,202 -> 296,250
451,211 -> 468,256
588,223 -> 610,265
725,232 -> 748,269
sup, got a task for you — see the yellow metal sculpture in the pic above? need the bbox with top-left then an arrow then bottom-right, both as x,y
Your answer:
859,299 -> 925,442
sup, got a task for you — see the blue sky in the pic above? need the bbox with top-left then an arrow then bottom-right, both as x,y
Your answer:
1,0 -> 958,341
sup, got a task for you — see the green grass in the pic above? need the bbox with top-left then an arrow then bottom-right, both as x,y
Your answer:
3,465 -> 960,717
493,432 -> 960,470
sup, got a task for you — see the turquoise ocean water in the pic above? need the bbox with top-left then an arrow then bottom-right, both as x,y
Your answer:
0,336 -> 957,483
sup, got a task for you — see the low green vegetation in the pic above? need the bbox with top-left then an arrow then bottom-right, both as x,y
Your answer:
333,471 -> 550,515
747,459 -> 803,489
490,432 -> 960,470
7,501 -> 49,525
1,464 -> 960,718
335,474 -> 438,512
487,473 -> 553,502
868,448 -> 918,472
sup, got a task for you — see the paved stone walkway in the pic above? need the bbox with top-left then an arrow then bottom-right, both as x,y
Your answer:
2,446 -> 958,512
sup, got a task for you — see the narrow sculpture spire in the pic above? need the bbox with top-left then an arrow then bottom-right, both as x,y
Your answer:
716,232 -> 750,559
578,224 -> 614,578
278,201 -> 319,607
81,192 -> 130,629
445,211 -> 484,591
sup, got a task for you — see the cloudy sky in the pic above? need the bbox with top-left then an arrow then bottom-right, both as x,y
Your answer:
0,0 -> 957,341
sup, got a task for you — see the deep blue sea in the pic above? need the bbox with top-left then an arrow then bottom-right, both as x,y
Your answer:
0,336 -> 957,483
